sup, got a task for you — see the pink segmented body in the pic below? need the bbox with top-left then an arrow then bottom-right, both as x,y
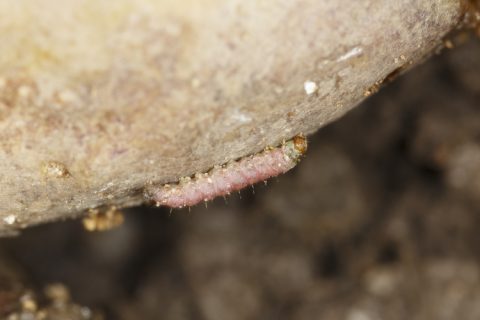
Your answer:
146,135 -> 307,208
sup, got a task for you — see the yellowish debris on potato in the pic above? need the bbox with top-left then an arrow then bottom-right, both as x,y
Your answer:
82,206 -> 124,232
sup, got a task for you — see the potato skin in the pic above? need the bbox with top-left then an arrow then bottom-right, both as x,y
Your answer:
0,0 -> 461,230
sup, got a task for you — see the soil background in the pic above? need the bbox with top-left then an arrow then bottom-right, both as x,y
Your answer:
1,37 -> 480,320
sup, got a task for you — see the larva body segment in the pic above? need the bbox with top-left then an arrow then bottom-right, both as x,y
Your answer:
146,135 -> 307,208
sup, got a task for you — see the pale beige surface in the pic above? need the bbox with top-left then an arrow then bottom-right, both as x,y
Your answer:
0,0 -> 461,232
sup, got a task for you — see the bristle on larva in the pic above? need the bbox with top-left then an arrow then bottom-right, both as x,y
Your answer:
145,135 -> 307,208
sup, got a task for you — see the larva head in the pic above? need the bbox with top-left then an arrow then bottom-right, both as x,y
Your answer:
283,134 -> 307,162
293,135 -> 307,155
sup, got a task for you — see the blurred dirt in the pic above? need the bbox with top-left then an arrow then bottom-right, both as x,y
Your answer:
1,35 -> 480,320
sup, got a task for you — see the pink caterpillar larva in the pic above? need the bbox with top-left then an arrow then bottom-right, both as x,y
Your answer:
145,135 -> 307,208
